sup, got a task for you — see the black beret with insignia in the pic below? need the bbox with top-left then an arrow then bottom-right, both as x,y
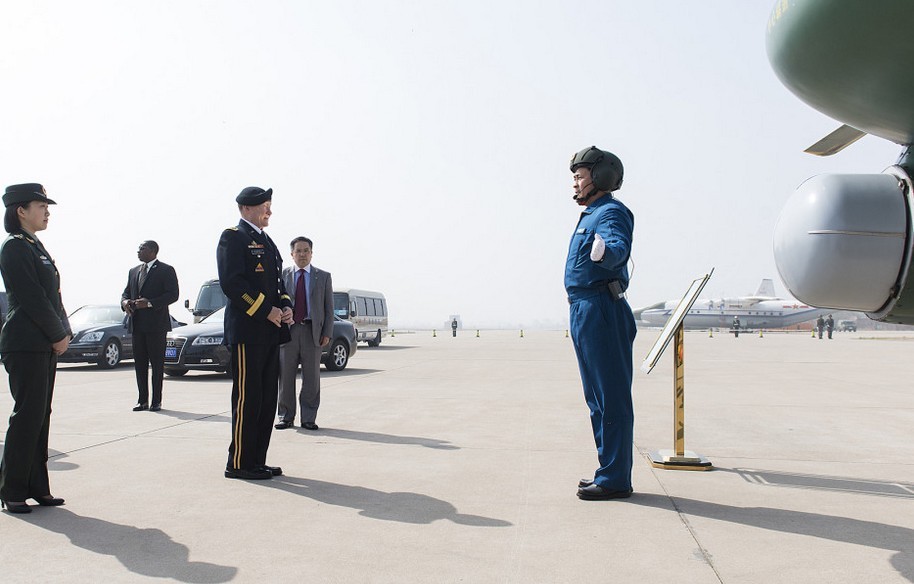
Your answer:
236,186 -> 273,206
3,183 -> 57,207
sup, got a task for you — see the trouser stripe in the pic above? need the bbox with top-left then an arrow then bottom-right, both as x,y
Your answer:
233,344 -> 246,469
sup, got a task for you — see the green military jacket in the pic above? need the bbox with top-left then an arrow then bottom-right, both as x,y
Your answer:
0,229 -> 70,353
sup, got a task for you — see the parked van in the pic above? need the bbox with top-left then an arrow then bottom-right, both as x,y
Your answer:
185,279 -> 227,323
333,288 -> 388,346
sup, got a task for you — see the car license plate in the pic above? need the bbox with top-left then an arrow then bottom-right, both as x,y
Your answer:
165,347 -> 177,359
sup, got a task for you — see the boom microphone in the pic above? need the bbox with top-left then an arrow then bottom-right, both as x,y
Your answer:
573,179 -> 597,203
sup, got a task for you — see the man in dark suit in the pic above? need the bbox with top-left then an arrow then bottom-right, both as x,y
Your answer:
275,236 -> 333,431
121,240 -> 179,412
217,186 -> 293,481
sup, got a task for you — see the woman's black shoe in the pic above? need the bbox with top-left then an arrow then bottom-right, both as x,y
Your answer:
34,495 -> 65,506
1,500 -> 32,514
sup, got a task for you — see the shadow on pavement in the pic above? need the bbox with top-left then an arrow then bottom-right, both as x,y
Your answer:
322,367 -> 383,377
57,363 -> 134,372
357,345 -> 415,351
300,427 -> 459,450
48,448 -> 79,471
162,368 -> 383,380
0,445 -> 80,471
154,410 -> 231,423
633,493 -> 914,583
14,508 -> 237,583
163,373 -> 231,383
729,467 -> 914,499
265,475 -> 512,526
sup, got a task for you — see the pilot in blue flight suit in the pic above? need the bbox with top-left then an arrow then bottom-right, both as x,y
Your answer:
565,146 -> 637,501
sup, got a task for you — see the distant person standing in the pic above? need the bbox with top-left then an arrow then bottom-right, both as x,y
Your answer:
732,315 -> 740,338
121,240 -> 179,412
0,184 -> 70,514
218,187 -> 293,480
451,318 -> 458,337
826,314 -> 834,339
275,236 -> 333,431
565,146 -> 636,501
817,315 -> 825,339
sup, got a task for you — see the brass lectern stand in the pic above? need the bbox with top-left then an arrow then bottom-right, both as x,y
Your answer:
641,271 -> 714,471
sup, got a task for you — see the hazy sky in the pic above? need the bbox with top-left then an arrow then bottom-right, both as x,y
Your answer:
0,2 -> 901,328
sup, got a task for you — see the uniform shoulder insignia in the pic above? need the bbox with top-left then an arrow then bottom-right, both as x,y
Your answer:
225,226 -> 239,231
11,233 -> 23,240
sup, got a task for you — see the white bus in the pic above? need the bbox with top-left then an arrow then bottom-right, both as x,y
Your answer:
333,288 -> 388,346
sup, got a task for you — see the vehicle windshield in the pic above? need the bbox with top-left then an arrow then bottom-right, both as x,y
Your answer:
333,292 -> 350,318
201,307 -> 226,323
69,306 -> 124,327
196,283 -> 228,313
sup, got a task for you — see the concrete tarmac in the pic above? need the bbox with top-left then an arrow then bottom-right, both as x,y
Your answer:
1,329 -> 913,583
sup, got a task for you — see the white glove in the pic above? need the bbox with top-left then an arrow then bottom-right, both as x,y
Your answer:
590,233 -> 605,262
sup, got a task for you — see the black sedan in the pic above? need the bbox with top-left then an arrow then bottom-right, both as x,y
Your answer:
60,304 -> 186,369
164,307 -> 357,376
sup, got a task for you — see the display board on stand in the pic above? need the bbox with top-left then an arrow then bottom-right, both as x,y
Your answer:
641,269 -> 714,471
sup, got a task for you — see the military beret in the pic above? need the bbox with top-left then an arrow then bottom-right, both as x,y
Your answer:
3,183 -> 57,207
235,186 -> 272,206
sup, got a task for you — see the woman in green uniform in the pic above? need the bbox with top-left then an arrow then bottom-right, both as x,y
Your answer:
0,183 -> 71,514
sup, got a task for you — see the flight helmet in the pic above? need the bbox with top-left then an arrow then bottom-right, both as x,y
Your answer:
569,146 -> 624,192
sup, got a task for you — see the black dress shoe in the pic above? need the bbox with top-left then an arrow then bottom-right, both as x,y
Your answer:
257,465 -> 283,476
274,420 -> 293,430
1,500 -> 31,514
578,478 -> 594,488
34,495 -> 65,506
132,403 -> 149,412
577,484 -> 633,501
149,404 -> 161,412
224,467 -> 272,480
301,422 -> 319,430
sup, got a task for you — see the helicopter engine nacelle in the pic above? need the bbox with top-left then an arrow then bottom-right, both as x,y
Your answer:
773,168 -> 914,323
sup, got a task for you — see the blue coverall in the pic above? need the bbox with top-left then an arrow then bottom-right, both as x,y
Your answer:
565,194 -> 636,492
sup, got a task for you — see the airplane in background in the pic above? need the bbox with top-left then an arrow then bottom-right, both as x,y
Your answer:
635,279 -> 831,330
767,0 -> 914,326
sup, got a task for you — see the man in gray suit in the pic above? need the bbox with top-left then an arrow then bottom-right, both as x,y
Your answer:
275,236 -> 333,430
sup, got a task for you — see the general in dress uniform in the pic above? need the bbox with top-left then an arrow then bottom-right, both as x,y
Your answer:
0,183 -> 71,513
217,186 -> 293,480
565,147 -> 638,501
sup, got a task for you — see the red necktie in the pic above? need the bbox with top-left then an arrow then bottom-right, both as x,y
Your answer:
293,269 -> 307,322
